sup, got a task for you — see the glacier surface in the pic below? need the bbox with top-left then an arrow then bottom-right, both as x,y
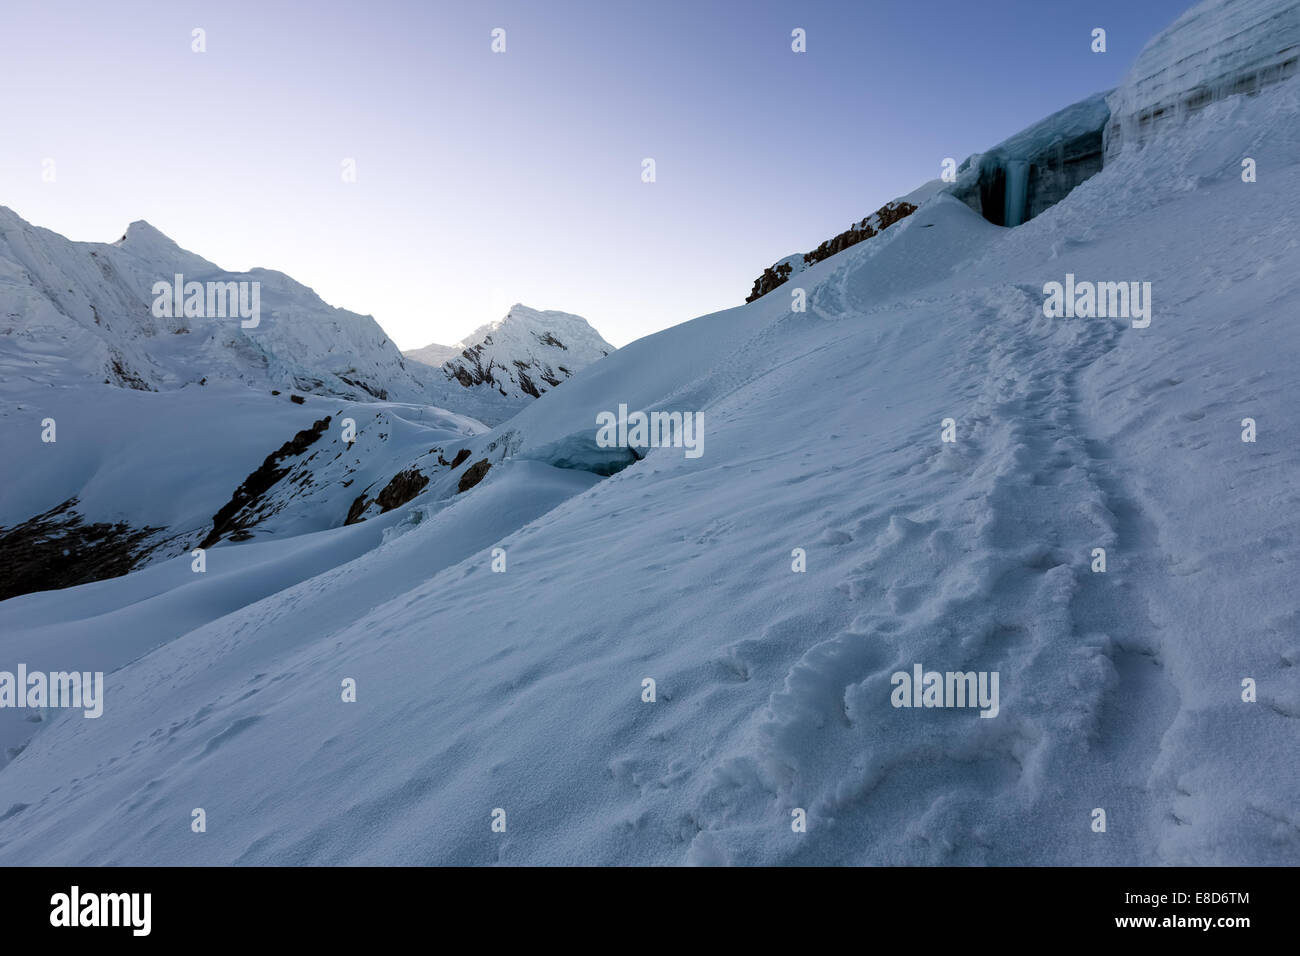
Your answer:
1,66 -> 1298,864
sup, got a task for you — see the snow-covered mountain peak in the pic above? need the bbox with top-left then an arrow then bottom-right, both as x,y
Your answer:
456,303 -> 611,358
404,302 -> 614,411
116,219 -> 177,248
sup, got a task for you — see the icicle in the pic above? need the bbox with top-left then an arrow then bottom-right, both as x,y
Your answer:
1004,159 -> 1029,227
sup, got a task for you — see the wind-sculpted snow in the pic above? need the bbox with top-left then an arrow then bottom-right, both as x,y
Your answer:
2,65 -> 1299,864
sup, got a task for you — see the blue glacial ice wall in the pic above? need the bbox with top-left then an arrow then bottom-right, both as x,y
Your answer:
946,0 -> 1300,228
947,93 -> 1112,227
1105,0 -> 1300,161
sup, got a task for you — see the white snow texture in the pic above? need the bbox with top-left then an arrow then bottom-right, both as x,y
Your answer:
0,0 -> 1297,866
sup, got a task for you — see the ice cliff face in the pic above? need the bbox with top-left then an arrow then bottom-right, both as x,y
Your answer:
749,92 -> 1111,293
1105,0 -> 1300,160
948,94 -> 1112,228
744,75 -> 1114,296
943,0 -> 1300,228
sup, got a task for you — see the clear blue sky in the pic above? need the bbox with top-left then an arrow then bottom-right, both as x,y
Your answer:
0,0 -> 1193,348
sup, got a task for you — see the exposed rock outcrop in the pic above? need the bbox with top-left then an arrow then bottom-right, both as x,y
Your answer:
405,305 -> 614,406
0,498 -> 165,601
374,468 -> 430,513
746,199 -> 918,302
344,493 -> 370,526
433,447 -> 472,469
457,459 -> 491,493
200,416 -> 331,547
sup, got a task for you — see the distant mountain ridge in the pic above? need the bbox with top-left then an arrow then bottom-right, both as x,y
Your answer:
404,303 -> 614,402
0,208 -> 431,403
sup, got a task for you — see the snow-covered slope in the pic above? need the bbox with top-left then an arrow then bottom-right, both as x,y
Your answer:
0,209 -> 500,599
0,210 -> 432,402
404,305 -> 613,420
746,198 -> 920,301
746,184 -> 944,306
2,41 -> 1299,866
0,381 -> 487,601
